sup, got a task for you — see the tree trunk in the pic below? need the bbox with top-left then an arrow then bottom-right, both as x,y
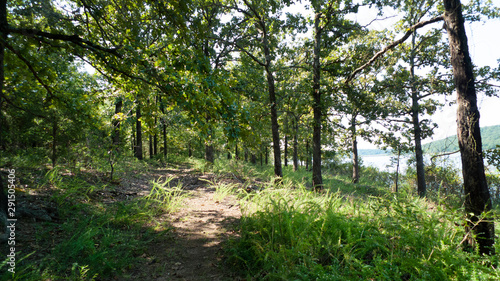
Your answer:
131,121 -> 135,152
312,12 -> 323,190
351,116 -> 359,184
148,135 -> 152,159
394,147 -> 401,193
0,0 -> 6,100
284,134 -> 288,167
266,67 -> 282,178
235,142 -> 239,160
412,94 -> 426,197
160,96 -> 167,158
205,143 -> 214,163
265,145 -> 268,165
410,32 -> 427,197
204,116 -> 214,163
163,119 -> 167,157
262,23 -> 282,178
293,116 -> 299,171
134,103 -> 143,160
154,96 -> 158,156
112,99 -> 122,147
153,131 -> 158,156
51,118 -> 57,167
0,0 -> 7,152
284,117 -> 288,167
444,0 -> 494,255
306,139 -> 310,171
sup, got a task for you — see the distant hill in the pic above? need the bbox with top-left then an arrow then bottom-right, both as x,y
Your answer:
423,125 -> 500,153
358,125 -> 500,156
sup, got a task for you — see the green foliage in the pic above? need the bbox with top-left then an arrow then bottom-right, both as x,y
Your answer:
2,161 -> 190,280
485,145 -> 500,171
201,178 -> 241,202
213,158 -> 274,183
145,176 -> 189,214
485,145 -> 500,203
226,187 -> 500,280
486,173 -> 500,204
3,0 -> 500,278
402,157 -> 464,202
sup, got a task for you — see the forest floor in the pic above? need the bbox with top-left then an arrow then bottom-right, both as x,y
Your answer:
3,163 -> 244,280
126,165 -> 243,280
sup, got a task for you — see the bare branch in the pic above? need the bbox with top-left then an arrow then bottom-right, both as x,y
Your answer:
430,150 -> 460,162
360,15 -> 399,29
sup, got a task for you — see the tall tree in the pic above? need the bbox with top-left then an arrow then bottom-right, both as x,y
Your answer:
375,31 -> 450,196
311,1 -> 324,189
222,0 -> 289,179
409,30 -> 427,197
347,0 -> 496,255
391,0 -> 452,197
443,0 -> 494,255
331,28 -> 392,184
134,99 -> 143,160
306,0 -> 360,189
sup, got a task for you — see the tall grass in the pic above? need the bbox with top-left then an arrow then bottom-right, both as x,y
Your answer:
227,186 -> 500,280
6,153 -> 499,280
1,169 -> 188,280
145,176 -> 190,214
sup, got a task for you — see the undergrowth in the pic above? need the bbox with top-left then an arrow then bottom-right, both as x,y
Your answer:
3,154 -> 500,280
213,158 -> 500,281
226,185 -> 500,280
145,176 -> 190,215
0,158 -> 187,280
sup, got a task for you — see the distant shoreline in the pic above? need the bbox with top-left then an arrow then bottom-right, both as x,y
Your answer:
358,124 -> 500,157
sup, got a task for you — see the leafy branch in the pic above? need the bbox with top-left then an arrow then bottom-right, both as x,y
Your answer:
346,15 -> 444,83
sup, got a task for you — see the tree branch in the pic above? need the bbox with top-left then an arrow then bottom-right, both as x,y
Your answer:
8,27 -> 122,57
4,42 -> 55,97
346,15 -> 444,84
0,92 -> 47,119
210,35 -> 266,67
418,91 -> 436,100
430,150 -> 460,162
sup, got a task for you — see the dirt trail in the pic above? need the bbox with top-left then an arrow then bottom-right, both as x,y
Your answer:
131,169 -> 243,281
7,165 -> 243,280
